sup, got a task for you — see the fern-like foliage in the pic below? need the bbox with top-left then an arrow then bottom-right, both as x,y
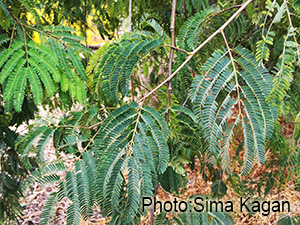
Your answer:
19,0 -> 42,23
166,106 -> 205,177
190,46 -> 277,175
38,151 -> 96,225
46,38 -> 88,103
255,0 -> 287,64
0,126 -> 28,224
17,107 -> 98,167
34,103 -> 169,224
269,27 -> 298,103
87,32 -> 164,102
154,199 -> 235,225
94,102 -> 169,224
0,24 -> 88,111
177,7 -> 217,51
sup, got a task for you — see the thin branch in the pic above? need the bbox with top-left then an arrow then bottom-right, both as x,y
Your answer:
286,4 -> 300,61
87,121 -> 102,130
150,183 -> 159,225
138,83 -> 161,102
163,44 -> 190,54
217,4 -> 242,14
131,71 -> 135,101
129,0 -> 132,32
182,90 -> 190,108
165,0 -> 177,124
257,212 -> 270,224
137,0 -> 253,104
84,0 -> 89,62
221,30 -> 242,118
270,201 -> 300,225
183,0 -> 188,21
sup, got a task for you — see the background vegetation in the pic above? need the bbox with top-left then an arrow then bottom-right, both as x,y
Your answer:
1,0 -> 300,224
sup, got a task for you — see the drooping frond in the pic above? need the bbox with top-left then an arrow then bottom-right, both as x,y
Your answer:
0,126 -> 26,224
177,7 -> 216,51
0,33 -> 9,45
154,200 -> 235,225
17,108 -> 98,165
190,46 -> 277,175
19,0 -> 42,23
223,14 -> 248,42
17,125 -> 48,165
255,0 -> 286,64
166,106 -> 205,176
94,103 -> 169,223
0,27 -> 89,111
47,39 -> 87,103
0,40 -> 60,111
138,14 -> 165,37
37,151 -> 96,224
87,33 -> 163,102
269,27 -> 298,103
40,192 -> 58,225
28,162 -> 66,187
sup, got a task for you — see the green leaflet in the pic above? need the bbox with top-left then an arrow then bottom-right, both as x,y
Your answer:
36,127 -> 56,162
40,192 -> 58,225
120,157 -> 140,224
88,32 -> 163,102
48,39 -> 87,103
0,40 -> 59,111
19,0 -> 42,23
67,46 -> 87,81
177,7 -> 216,51
0,33 -> 87,111
16,109 -> 96,165
154,201 -> 235,225
255,1 -> 287,65
28,57 -> 55,95
13,67 -> 27,112
269,27 -> 297,103
31,152 -> 96,224
27,42 -> 61,82
190,46 -> 277,175
66,171 -> 81,225
26,66 -> 43,105
0,41 -> 23,70
17,125 -> 48,159
4,58 -> 26,101
75,160 -> 94,219
95,103 -> 169,223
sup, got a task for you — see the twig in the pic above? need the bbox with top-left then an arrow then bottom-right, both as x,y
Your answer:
221,30 -> 242,118
163,44 -> 190,54
87,121 -> 102,129
217,5 -> 242,14
137,0 -> 253,104
84,0 -> 89,62
150,183 -> 159,225
138,83 -> 161,102
129,0 -> 132,32
165,0 -> 177,124
287,183 -> 300,198
286,4 -> 300,62
257,212 -> 270,224
182,90 -> 190,108
270,201 -> 300,225
131,71 -> 135,101
177,90 -> 190,116
183,0 -> 188,21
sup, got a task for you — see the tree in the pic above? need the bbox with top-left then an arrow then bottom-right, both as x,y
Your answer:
1,0 -> 300,224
